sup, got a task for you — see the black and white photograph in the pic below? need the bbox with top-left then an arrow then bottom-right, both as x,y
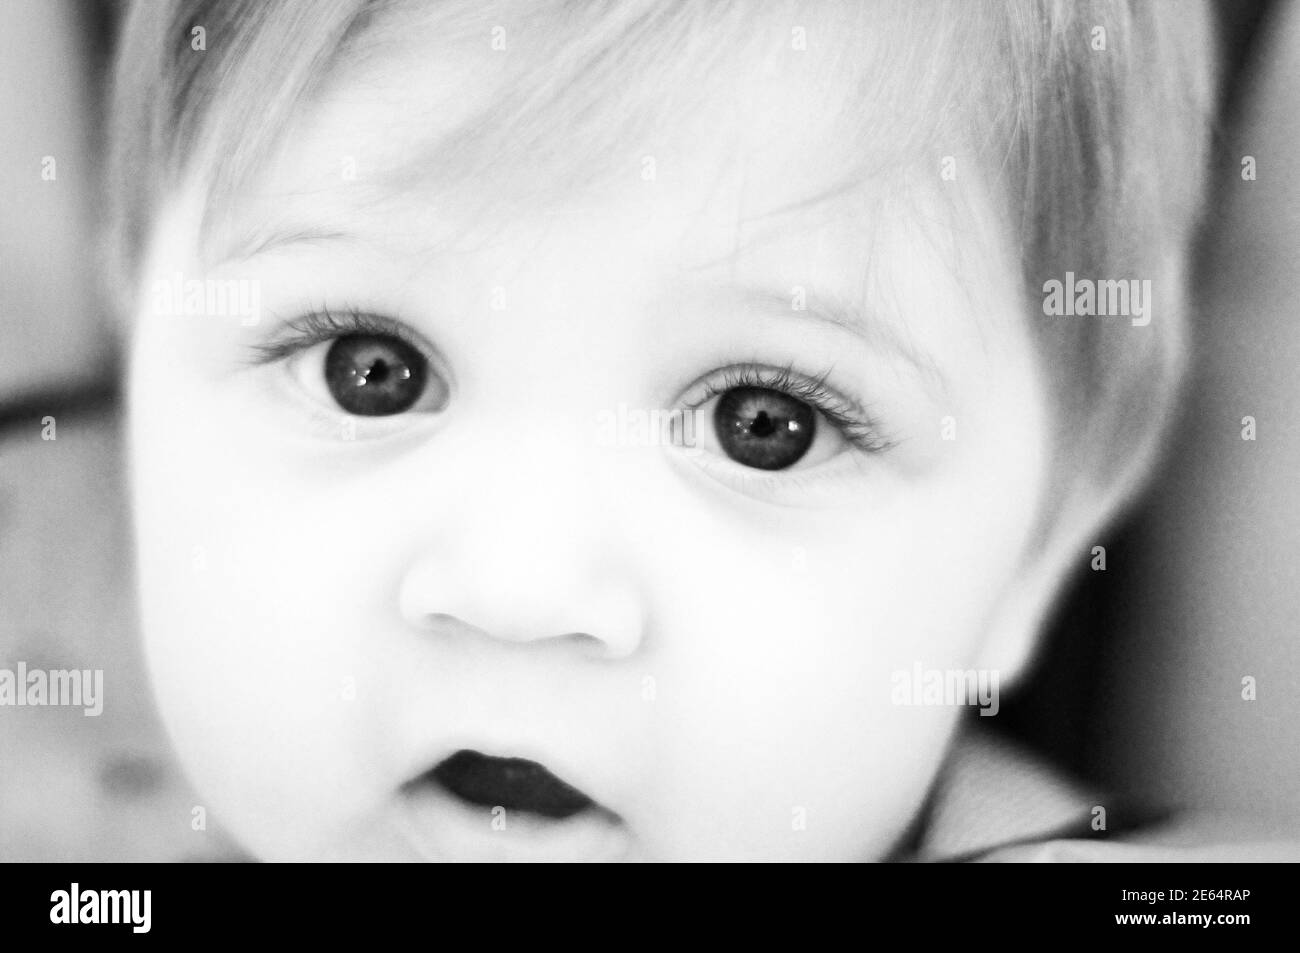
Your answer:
0,0 -> 1297,921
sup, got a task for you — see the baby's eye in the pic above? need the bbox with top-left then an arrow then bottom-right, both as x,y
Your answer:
686,361 -> 889,478
682,365 -> 891,478
708,385 -> 823,470
320,332 -> 435,416
262,311 -> 452,420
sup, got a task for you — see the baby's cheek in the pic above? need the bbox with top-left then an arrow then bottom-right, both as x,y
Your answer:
644,451 -> 1035,856
131,405 -> 398,852
629,512 -> 955,859
642,586 -> 955,859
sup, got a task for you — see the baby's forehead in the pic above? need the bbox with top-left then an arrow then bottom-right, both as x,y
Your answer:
204,1 -> 995,266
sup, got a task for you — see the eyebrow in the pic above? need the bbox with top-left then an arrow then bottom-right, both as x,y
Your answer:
719,286 -> 948,396
205,224 -> 360,269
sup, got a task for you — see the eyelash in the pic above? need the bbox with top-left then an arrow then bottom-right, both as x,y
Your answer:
247,306 -> 432,367
247,307 -> 895,456
683,364 -> 895,455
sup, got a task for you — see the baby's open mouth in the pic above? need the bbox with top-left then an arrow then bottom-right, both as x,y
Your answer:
397,747 -> 631,860
425,749 -> 595,820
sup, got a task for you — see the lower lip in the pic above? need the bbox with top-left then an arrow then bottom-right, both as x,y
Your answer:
398,780 -> 634,862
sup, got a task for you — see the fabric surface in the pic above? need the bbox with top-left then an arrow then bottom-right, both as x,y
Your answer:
914,723 -> 1300,862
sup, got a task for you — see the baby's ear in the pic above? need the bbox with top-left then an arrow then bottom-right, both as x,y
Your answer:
982,254 -> 1191,683
976,462 -> 1159,686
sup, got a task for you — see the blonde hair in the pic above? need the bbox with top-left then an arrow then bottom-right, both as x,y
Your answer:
107,0 -> 1219,528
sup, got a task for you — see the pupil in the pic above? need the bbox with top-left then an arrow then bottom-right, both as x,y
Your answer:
325,333 -> 428,416
714,386 -> 815,470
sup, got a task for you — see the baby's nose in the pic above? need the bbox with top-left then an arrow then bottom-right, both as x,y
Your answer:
398,576 -> 645,660
394,422 -> 648,660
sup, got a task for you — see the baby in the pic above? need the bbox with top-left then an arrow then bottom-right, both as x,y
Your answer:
106,0 -> 1216,861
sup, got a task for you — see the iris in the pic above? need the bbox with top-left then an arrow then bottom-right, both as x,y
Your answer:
714,386 -> 815,470
324,333 -> 427,416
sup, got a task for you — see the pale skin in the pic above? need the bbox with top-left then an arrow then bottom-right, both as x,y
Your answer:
127,23 -> 1064,861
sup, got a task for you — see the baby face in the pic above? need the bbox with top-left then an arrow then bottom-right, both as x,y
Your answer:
128,16 -> 1049,861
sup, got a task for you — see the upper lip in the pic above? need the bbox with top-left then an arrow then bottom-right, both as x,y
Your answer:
399,737 -> 624,824
424,749 -> 596,819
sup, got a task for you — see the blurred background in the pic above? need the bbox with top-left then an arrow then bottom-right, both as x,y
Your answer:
1,0 -> 1297,860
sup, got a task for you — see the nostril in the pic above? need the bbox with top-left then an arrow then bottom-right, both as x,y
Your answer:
561,631 -> 610,654
421,612 -> 460,629
412,612 -> 631,656
413,612 -> 495,643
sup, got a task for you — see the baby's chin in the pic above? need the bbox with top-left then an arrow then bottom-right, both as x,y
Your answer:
225,803 -> 647,863
197,751 -> 635,863
203,781 -> 916,862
